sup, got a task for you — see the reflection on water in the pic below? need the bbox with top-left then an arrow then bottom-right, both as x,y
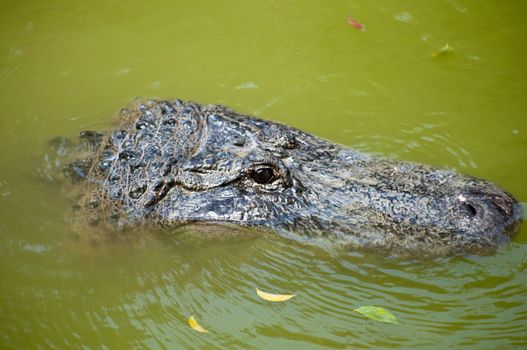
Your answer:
351,121 -> 479,170
2,225 -> 527,349
1,0 -> 526,349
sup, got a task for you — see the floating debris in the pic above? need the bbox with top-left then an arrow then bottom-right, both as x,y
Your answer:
256,288 -> 295,302
433,44 -> 454,57
188,315 -> 209,333
348,16 -> 365,31
354,306 -> 399,324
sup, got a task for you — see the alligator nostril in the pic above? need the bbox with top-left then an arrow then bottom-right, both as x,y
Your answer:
464,203 -> 478,217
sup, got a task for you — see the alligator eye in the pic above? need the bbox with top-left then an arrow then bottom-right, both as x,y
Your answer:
250,167 -> 275,184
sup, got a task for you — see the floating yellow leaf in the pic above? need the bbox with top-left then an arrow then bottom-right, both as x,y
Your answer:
188,315 -> 209,333
256,288 -> 295,302
354,306 -> 398,324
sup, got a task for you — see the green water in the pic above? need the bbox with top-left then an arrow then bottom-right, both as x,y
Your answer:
1,0 -> 526,349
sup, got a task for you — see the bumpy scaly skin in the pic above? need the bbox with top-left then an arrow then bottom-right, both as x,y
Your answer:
70,99 -> 521,256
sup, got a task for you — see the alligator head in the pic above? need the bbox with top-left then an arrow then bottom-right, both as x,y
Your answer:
68,99 -> 522,256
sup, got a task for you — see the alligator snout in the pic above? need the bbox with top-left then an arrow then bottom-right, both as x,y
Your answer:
307,157 -> 522,255
453,189 -> 521,238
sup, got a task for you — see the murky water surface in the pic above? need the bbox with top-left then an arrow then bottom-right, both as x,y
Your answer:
1,0 -> 526,348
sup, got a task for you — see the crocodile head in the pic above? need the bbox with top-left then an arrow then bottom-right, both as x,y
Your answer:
72,99 -> 522,256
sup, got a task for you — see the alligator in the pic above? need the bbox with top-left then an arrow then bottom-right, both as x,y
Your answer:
63,99 -> 522,256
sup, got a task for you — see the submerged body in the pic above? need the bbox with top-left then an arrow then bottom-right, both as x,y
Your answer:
67,99 -> 521,256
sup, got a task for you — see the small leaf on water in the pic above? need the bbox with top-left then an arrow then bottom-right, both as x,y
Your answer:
432,43 -> 454,57
188,315 -> 209,333
256,288 -> 295,302
348,16 -> 366,31
354,306 -> 398,324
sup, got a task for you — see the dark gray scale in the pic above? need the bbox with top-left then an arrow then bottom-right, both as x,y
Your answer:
128,184 -> 147,200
